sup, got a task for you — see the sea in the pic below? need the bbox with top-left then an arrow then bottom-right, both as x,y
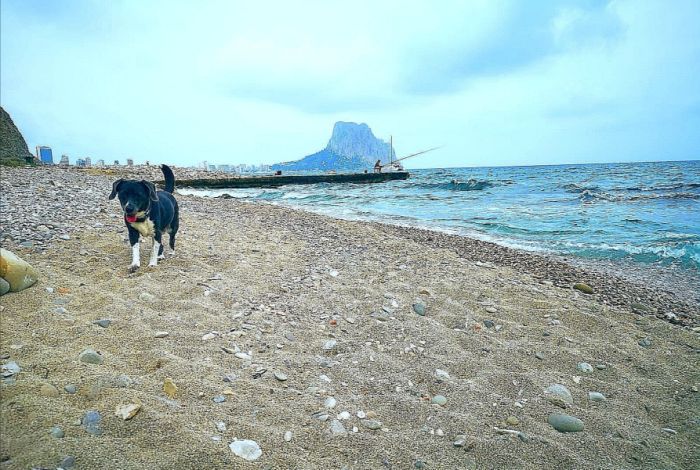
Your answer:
180,160 -> 700,275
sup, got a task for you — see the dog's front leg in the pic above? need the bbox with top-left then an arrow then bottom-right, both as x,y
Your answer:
128,227 -> 141,272
149,232 -> 162,267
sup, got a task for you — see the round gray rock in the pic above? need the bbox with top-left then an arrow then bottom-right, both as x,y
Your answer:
544,384 -> 573,407
78,349 -> 103,365
229,439 -> 262,461
548,413 -> 584,433
431,395 -> 447,406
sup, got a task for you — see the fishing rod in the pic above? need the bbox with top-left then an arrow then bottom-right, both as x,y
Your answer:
381,146 -> 442,167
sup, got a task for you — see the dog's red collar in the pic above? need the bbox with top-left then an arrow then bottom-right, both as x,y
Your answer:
126,209 -> 149,223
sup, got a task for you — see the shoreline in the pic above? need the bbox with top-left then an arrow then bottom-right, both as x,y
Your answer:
1,165 -> 699,469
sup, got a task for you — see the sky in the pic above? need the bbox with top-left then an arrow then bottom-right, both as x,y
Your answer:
1,0 -> 699,169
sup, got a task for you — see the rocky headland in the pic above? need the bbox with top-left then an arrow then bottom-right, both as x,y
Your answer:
272,122 -> 395,172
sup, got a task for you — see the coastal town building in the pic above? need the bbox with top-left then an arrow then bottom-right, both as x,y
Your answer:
35,146 -> 53,164
75,158 -> 86,167
113,160 -> 120,166
59,154 -> 69,166
127,158 -> 134,166
95,159 -> 105,166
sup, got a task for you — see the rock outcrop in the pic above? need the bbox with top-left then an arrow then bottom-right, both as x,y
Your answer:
272,122 -> 395,171
0,107 -> 34,166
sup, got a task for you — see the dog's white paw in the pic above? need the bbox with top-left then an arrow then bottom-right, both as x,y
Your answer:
128,264 -> 140,273
148,261 -> 157,268
158,254 -> 165,260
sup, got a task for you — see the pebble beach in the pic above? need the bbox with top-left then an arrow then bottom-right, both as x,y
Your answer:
1,165 -> 699,469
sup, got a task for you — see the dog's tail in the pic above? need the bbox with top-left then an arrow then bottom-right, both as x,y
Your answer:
161,164 -> 175,193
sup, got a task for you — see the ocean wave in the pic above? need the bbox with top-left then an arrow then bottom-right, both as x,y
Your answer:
414,179 -> 495,191
560,240 -> 700,266
579,190 -> 700,202
562,183 -> 601,193
617,182 -> 700,192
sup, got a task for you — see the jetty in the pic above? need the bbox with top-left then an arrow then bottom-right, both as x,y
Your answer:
164,171 -> 409,189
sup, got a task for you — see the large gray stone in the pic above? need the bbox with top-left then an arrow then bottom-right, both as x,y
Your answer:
0,248 -> 39,293
548,413 -> 584,432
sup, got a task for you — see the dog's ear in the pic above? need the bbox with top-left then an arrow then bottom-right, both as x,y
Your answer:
109,179 -> 124,200
141,180 -> 159,202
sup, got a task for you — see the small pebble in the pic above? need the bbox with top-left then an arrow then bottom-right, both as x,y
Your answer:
453,435 -> 467,447
78,348 -> 103,365
324,397 -> 337,409
329,419 -> 347,436
544,384 -> 573,408
229,439 -> 262,462
213,395 -> 226,403
431,395 -> 447,406
94,319 -> 111,328
138,292 -> 155,302
535,352 -> 545,360
577,362 -> 594,373
40,383 -> 59,397
506,416 -> 520,426
274,372 -> 288,381
435,369 -> 450,380
357,411 -> 366,419
50,426 -> 65,438
588,392 -> 606,402
154,331 -> 169,338
60,456 -> 76,468
483,320 -> 495,328
337,411 -> 351,420
64,384 -> 77,394
323,339 -> 337,351
413,303 -> 426,316
82,410 -> 102,435
485,306 -> 498,313
573,283 -> 594,294
284,431 -> 293,442
216,421 -> 227,432
362,419 -> 382,430
638,338 -> 652,348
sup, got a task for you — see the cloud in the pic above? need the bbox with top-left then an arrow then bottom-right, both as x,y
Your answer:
1,0 -> 698,168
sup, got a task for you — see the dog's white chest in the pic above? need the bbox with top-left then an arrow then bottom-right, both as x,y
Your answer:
130,219 -> 155,237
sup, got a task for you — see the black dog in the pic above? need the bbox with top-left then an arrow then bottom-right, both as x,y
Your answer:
109,164 -> 179,272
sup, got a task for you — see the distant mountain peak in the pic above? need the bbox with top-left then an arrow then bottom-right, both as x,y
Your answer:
272,122 -> 395,171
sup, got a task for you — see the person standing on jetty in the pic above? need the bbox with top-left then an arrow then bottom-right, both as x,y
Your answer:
374,160 -> 382,173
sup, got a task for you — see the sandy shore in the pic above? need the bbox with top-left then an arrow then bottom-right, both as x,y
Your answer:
1,166 -> 699,469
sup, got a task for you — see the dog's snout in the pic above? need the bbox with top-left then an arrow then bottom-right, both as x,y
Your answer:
124,203 -> 134,212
